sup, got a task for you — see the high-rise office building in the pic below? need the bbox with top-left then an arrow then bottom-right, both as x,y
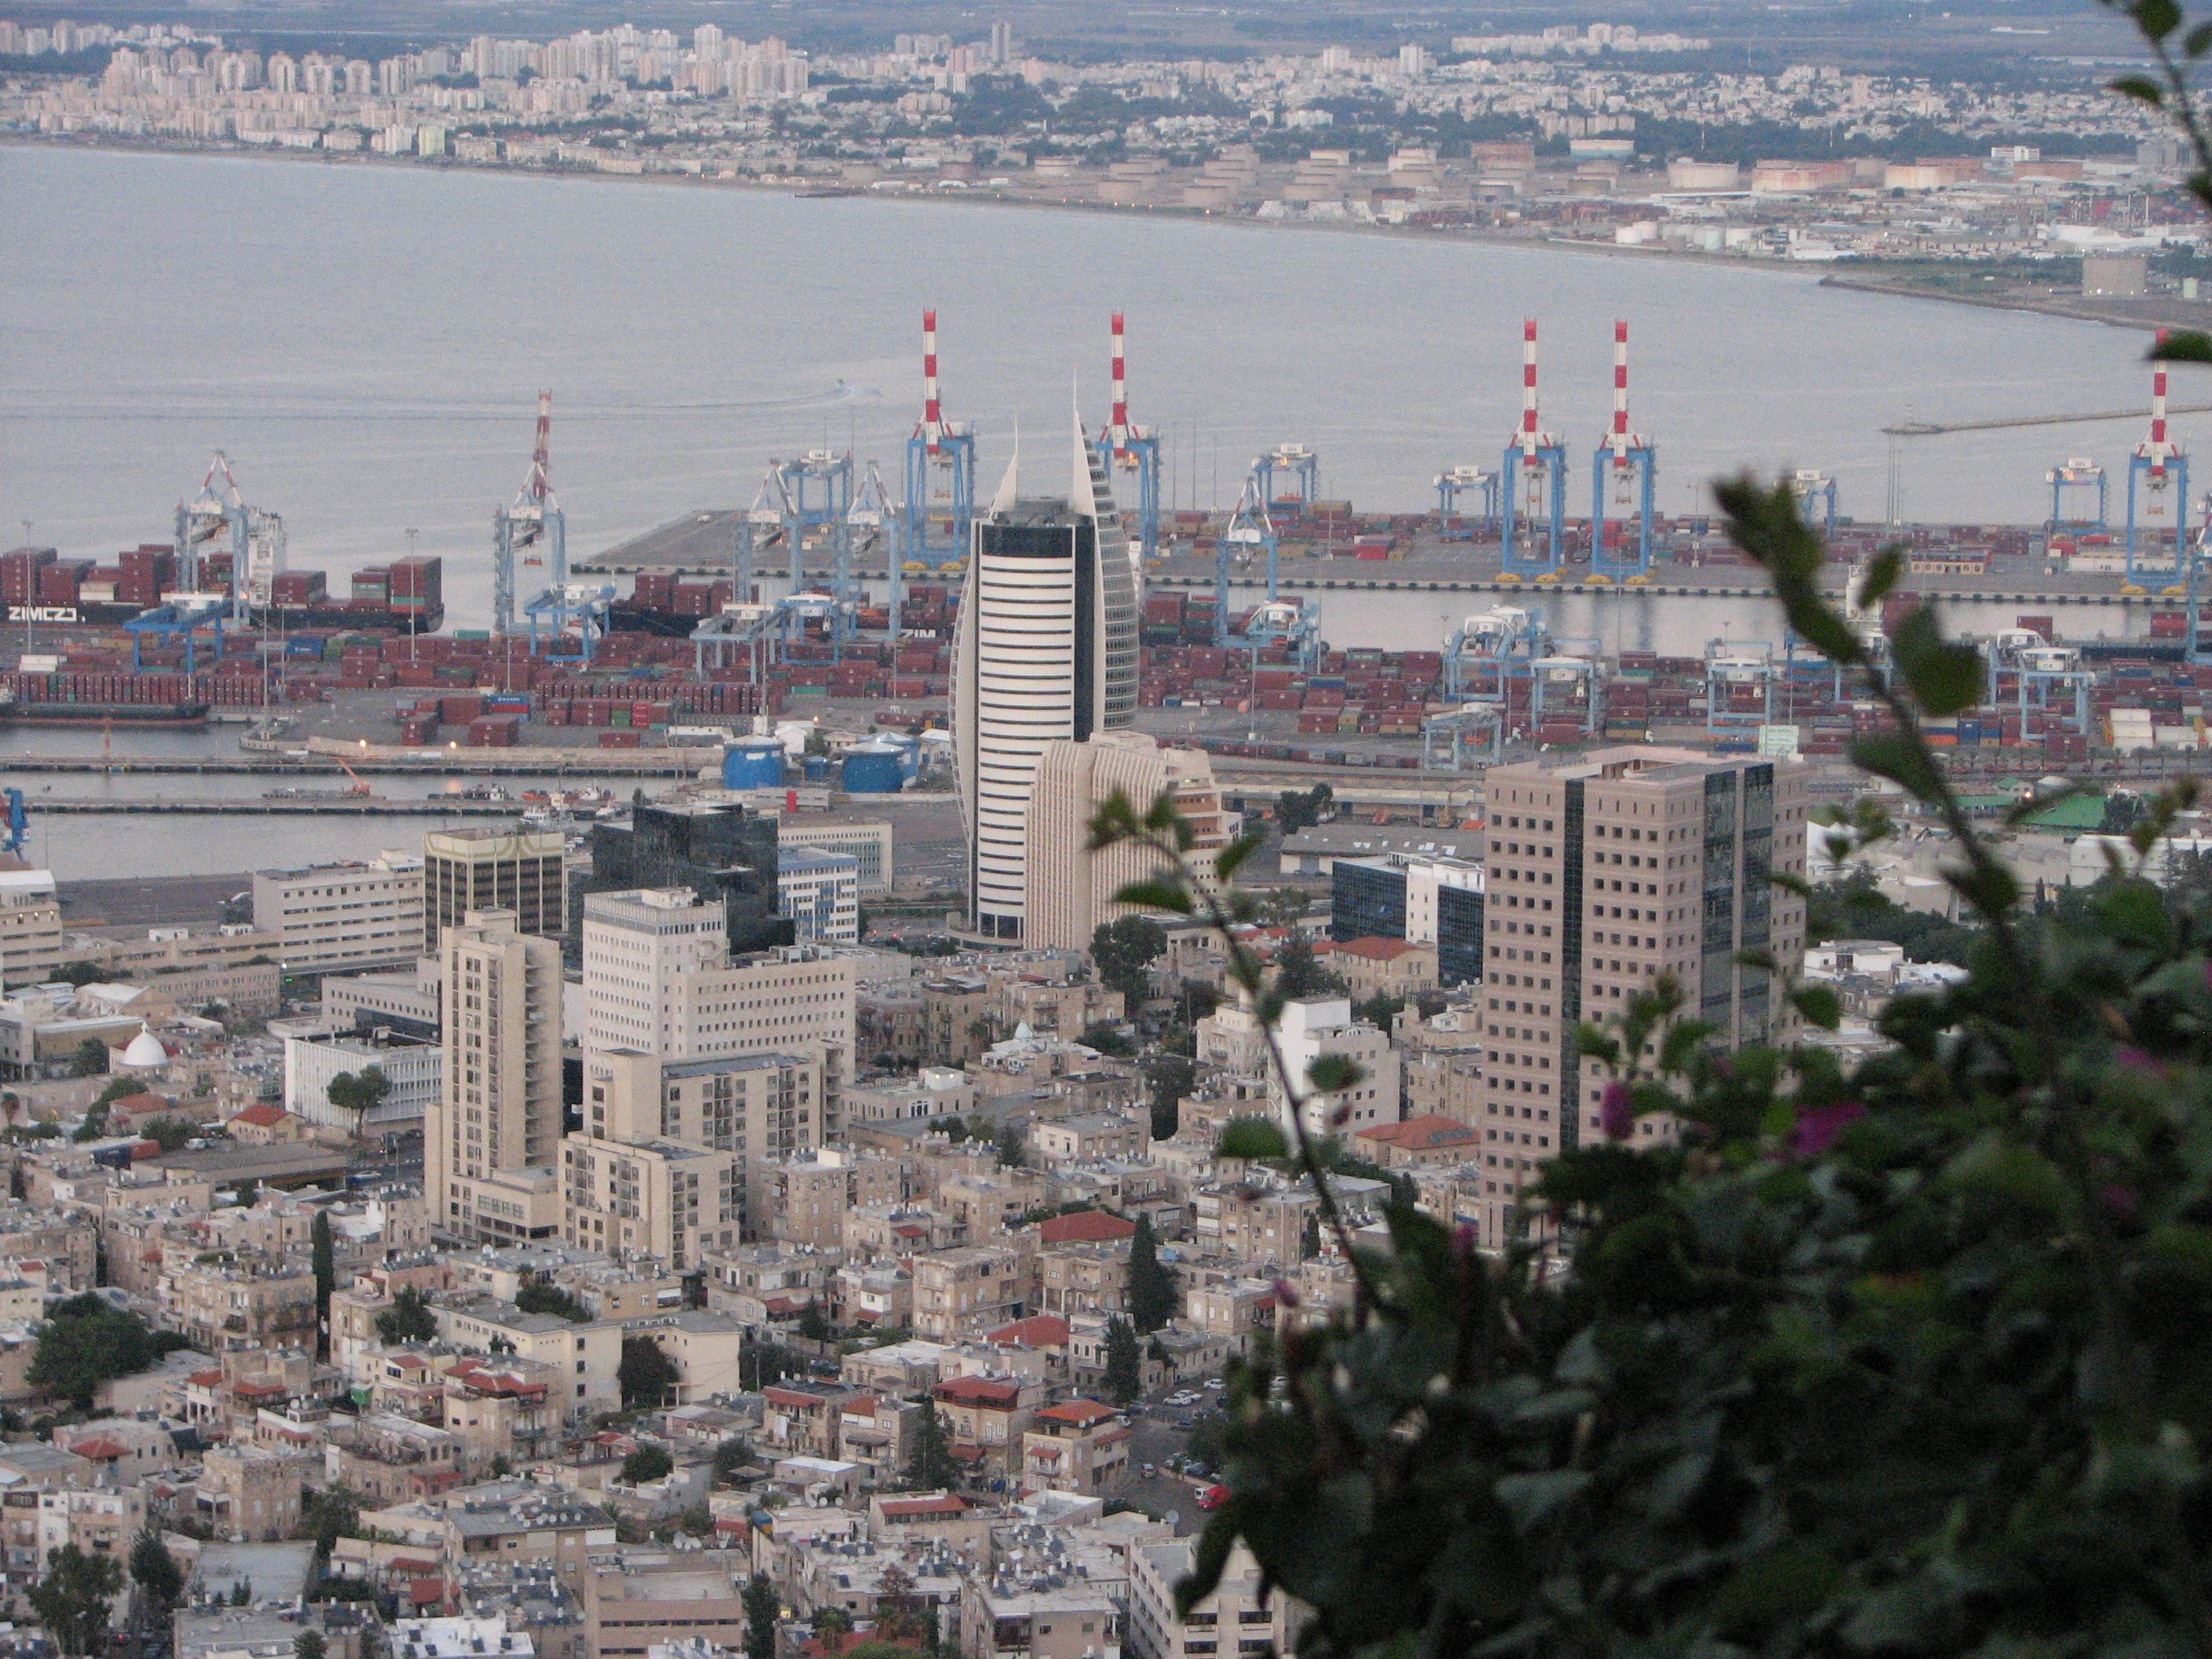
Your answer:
423,826 -> 566,951
570,801 -> 790,961
428,907 -> 566,1244
1331,853 -> 1486,987
1470,746 -> 1811,1248
578,888 -> 855,1065
953,416 -> 1139,941
1022,732 -> 1230,950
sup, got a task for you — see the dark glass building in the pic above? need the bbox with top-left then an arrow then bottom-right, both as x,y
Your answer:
569,800 -> 793,961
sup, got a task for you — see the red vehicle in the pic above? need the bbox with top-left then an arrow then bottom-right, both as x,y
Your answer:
1196,1485 -> 1228,1511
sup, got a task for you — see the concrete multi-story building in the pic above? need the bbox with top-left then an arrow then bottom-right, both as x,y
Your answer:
1021,1398 -> 1130,1494
777,819 -> 893,895
777,848 -> 861,944
583,1046 -> 825,1155
423,825 -> 566,950
573,800 -> 788,957
952,419 -> 1139,942
558,1132 -> 743,1269
196,1444 -> 303,1541
580,888 -> 855,1064
284,1027 -> 441,1136
1200,995 -> 1397,1133
747,1146 -> 908,1249
428,908 -> 566,1245
1022,732 -> 1231,950
1474,746 -> 1811,1247
911,1241 -> 1034,1339
0,869 -> 64,989
251,852 -> 426,972
1127,1540 -> 1294,1659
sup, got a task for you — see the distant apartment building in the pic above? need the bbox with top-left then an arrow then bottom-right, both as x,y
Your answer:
284,1027 -> 441,1136
423,824 -> 566,950
778,820 -> 894,895
0,870 -> 64,989
252,853 -> 426,972
1474,747 -> 1811,1248
573,801 -> 789,958
1127,1540 -> 1293,1659
559,1132 -> 742,1270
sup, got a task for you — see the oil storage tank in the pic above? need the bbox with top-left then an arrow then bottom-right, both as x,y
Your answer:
841,739 -> 906,794
722,738 -> 786,791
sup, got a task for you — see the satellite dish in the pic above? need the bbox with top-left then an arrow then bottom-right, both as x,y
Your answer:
1165,1511 -> 1180,1526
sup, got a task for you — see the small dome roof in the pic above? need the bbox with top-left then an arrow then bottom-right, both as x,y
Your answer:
119,1024 -> 167,1070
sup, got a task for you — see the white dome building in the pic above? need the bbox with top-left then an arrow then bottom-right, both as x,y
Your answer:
117,1024 -> 167,1072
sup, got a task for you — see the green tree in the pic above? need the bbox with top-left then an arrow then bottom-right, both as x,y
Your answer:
712,1436 -> 753,1483
1350,991 -> 1404,1035
27,1292 -> 156,1407
994,1120 -> 1025,1168
302,1485 -> 359,1558
310,1209 -> 335,1360
68,1038 -> 108,1078
295,1632 -> 328,1659
1143,1053 -> 1194,1141
742,1572 -> 779,1659
515,1276 -> 591,1322
621,1444 -> 674,1484
1078,1020 -> 1136,1058
1258,886 -> 1313,928
798,1302 -> 831,1342
1101,1314 -> 1142,1406
1126,1213 -> 1177,1334
28,1543 -> 123,1656
811,1606 -> 854,1637
618,1335 -> 679,1409
1184,1408 -> 1228,1473
69,1100 -> 108,1143
140,1115 -> 195,1152
902,1403 -> 960,1492
374,1286 -> 438,1346
1090,915 -> 1166,1005
129,1528 -> 182,1612
1273,784 -> 1331,835
1273,936 -> 1347,999
324,1066 -> 390,1140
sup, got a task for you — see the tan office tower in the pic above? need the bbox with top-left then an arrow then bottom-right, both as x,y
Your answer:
1473,747 -> 1811,1250
430,906 -> 566,1243
1022,732 -> 1233,950
423,826 -> 566,951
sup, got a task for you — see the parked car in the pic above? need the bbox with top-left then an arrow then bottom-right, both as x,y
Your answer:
1197,1485 -> 1228,1511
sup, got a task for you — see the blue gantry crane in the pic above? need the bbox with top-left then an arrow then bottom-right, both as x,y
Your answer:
492,392 -> 563,639
1095,313 -> 1162,564
900,309 -> 976,632
2047,456 -> 2108,532
1589,320 -> 1656,579
1501,319 -> 1567,579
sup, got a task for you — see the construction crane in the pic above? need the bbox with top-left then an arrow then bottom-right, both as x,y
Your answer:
492,392 -> 565,638
1500,320 -> 1566,580
899,309 -> 977,633
1094,314 -> 1162,566
335,757 -> 373,798
2127,331 -> 2188,584
1589,320 -> 1656,580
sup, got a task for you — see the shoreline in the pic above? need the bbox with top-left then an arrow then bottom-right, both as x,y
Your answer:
1817,273 -> 2212,335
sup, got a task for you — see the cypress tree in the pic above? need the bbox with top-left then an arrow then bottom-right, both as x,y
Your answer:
1126,1213 -> 1177,1334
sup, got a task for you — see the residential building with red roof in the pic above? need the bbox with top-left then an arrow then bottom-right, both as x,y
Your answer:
1353,1113 -> 1484,1169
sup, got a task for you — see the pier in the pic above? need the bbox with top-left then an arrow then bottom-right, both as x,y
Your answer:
22,797 -> 530,816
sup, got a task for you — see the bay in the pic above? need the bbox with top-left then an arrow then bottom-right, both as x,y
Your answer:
0,144 -> 2191,646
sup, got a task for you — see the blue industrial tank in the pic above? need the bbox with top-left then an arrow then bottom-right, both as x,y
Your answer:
802,753 -> 833,782
721,738 -> 786,791
841,740 -> 906,794
884,733 -> 923,781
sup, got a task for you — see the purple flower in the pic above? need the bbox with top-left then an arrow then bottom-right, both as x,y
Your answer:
2115,1046 -> 2164,1077
1599,1082 -> 1634,1143
1270,1278 -> 1300,1309
1792,1101 -> 1866,1158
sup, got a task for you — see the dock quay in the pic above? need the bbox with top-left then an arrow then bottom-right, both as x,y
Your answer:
24,798 -> 528,816
0,753 -> 704,778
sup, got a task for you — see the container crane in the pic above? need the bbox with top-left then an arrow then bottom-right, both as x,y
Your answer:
1094,314 -> 1162,565
1500,320 -> 1566,579
1589,320 -> 1656,580
492,391 -> 565,638
2047,456 -> 2108,531
2127,332 -> 2188,583
899,309 -> 977,632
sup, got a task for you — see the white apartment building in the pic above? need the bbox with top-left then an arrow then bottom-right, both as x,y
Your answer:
251,852 -> 425,972
580,887 -> 855,1063
284,1028 -> 441,1133
1274,997 -> 1399,1134
952,418 -> 1140,943
0,869 -> 64,990
583,1046 -> 824,1158
430,907 -> 566,1244
777,849 -> 861,944
1128,1540 -> 1296,1659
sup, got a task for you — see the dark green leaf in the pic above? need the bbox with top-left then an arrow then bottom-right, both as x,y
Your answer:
1712,1547 -> 1844,1632
1943,1133 -> 2071,1218
2110,72 -> 2166,104
1492,1471 -> 1589,1536
1891,604 -> 1981,716
1306,1054 -> 1366,1094
2151,330 -> 2212,363
1111,877 -> 1193,915
1790,985 -> 1842,1031
1214,833 -> 1262,884
2135,0 -> 2182,42
1850,733 -> 1946,804
1857,545 -> 1905,609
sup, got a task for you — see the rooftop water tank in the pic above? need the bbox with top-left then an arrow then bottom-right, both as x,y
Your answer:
801,753 -> 833,782
841,740 -> 906,794
721,738 -> 786,792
